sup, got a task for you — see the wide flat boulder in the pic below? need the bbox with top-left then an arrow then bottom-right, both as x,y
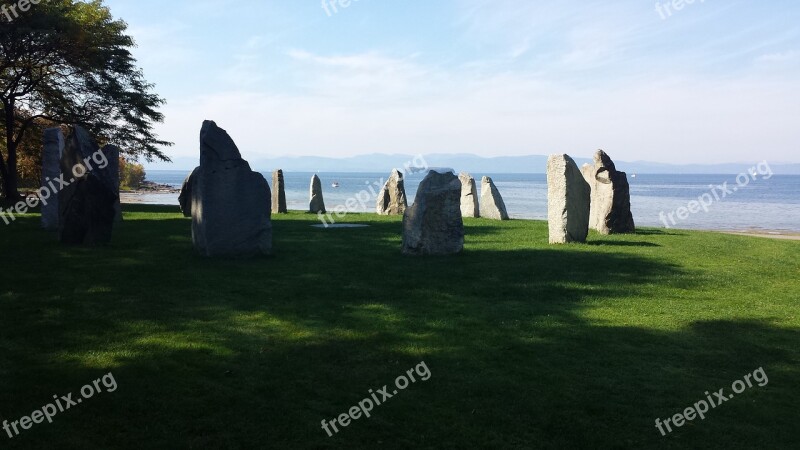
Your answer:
191,121 -> 272,257
402,170 -> 464,256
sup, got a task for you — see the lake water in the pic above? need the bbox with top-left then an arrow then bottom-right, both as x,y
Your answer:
138,170 -> 800,232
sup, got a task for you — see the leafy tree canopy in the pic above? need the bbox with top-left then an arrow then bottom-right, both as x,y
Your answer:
0,0 -> 171,199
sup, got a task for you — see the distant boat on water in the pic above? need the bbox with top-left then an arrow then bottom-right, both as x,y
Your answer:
331,181 -> 340,188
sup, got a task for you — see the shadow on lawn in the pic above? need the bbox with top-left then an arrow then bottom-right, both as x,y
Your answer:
1,210 -> 798,448
588,240 -> 662,247
635,228 -> 687,237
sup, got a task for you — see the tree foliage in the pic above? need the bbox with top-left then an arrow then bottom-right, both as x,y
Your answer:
0,0 -> 171,199
119,157 -> 145,190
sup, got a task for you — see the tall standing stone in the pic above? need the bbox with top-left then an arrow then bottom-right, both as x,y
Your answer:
581,162 -> 600,231
377,169 -> 408,215
59,126 -> 118,245
41,128 -> 64,231
272,169 -> 287,214
480,176 -> 510,220
309,174 -> 326,214
191,121 -> 272,257
102,144 -> 122,222
179,167 -> 199,217
459,173 -> 479,218
582,150 -> 635,234
581,164 -> 594,188
402,170 -> 464,256
547,154 -> 590,244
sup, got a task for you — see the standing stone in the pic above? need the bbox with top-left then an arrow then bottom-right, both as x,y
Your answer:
377,169 -> 408,215
309,174 -> 326,214
402,170 -> 464,256
102,144 -> 122,222
582,150 -> 635,234
41,128 -> 64,231
191,121 -> 272,257
581,164 -> 595,189
272,169 -> 287,214
59,126 -> 118,245
581,162 -> 600,231
178,167 -> 199,217
480,176 -> 509,220
547,154 -> 590,244
459,173 -> 479,218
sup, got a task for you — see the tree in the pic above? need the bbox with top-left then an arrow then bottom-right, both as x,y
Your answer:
119,157 -> 145,190
0,0 -> 171,200
7,112 -> 59,189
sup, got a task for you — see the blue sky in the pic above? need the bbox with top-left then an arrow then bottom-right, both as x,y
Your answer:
102,0 -> 800,168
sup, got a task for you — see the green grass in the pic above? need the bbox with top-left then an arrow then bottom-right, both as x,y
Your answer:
0,205 -> 798,449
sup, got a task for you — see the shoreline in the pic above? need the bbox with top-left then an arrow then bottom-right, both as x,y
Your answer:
720,230 -> 800,241
119,197 -> 800,241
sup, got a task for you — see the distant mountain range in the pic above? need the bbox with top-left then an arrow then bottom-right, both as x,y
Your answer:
150,153 -> 800,175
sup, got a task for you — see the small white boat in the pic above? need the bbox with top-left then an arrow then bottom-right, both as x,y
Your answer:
332,182 -> 340,188
631,174 -> 637,179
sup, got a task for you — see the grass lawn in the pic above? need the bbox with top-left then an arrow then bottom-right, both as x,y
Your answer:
0,205 -> 798,449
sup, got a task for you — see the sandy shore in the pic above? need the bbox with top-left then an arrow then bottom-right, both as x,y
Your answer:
721,230 -> 800,241
120,189 -> 179,205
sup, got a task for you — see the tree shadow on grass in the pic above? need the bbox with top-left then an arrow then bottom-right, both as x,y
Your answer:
588,240 -> 662,247
120,204 -> 182,214
1,208 -> 797,449
635,228 -> 687,236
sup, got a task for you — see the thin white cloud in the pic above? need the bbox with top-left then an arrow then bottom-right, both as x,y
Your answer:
153,59 -> 800,166
126,21 -> 198,67
756,50 -> 798,62
123,0 -> 799,167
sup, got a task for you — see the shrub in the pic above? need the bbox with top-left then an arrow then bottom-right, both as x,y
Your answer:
119,157 -> 146,190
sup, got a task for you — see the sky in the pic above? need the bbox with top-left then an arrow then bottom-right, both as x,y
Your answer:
102,0 -> 800,169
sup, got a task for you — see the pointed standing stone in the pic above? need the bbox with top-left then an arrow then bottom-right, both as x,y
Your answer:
459,173 -> 479,218
402,170 -> 464,256
59,126 -> 118,245
547,154 -> 590,244
272,169 -> 287,213
191,121 -> 272,257
41,128 -> 64,231
309,174 -> 326,213
377,169 -> 408,215
480,176 -> 509,220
